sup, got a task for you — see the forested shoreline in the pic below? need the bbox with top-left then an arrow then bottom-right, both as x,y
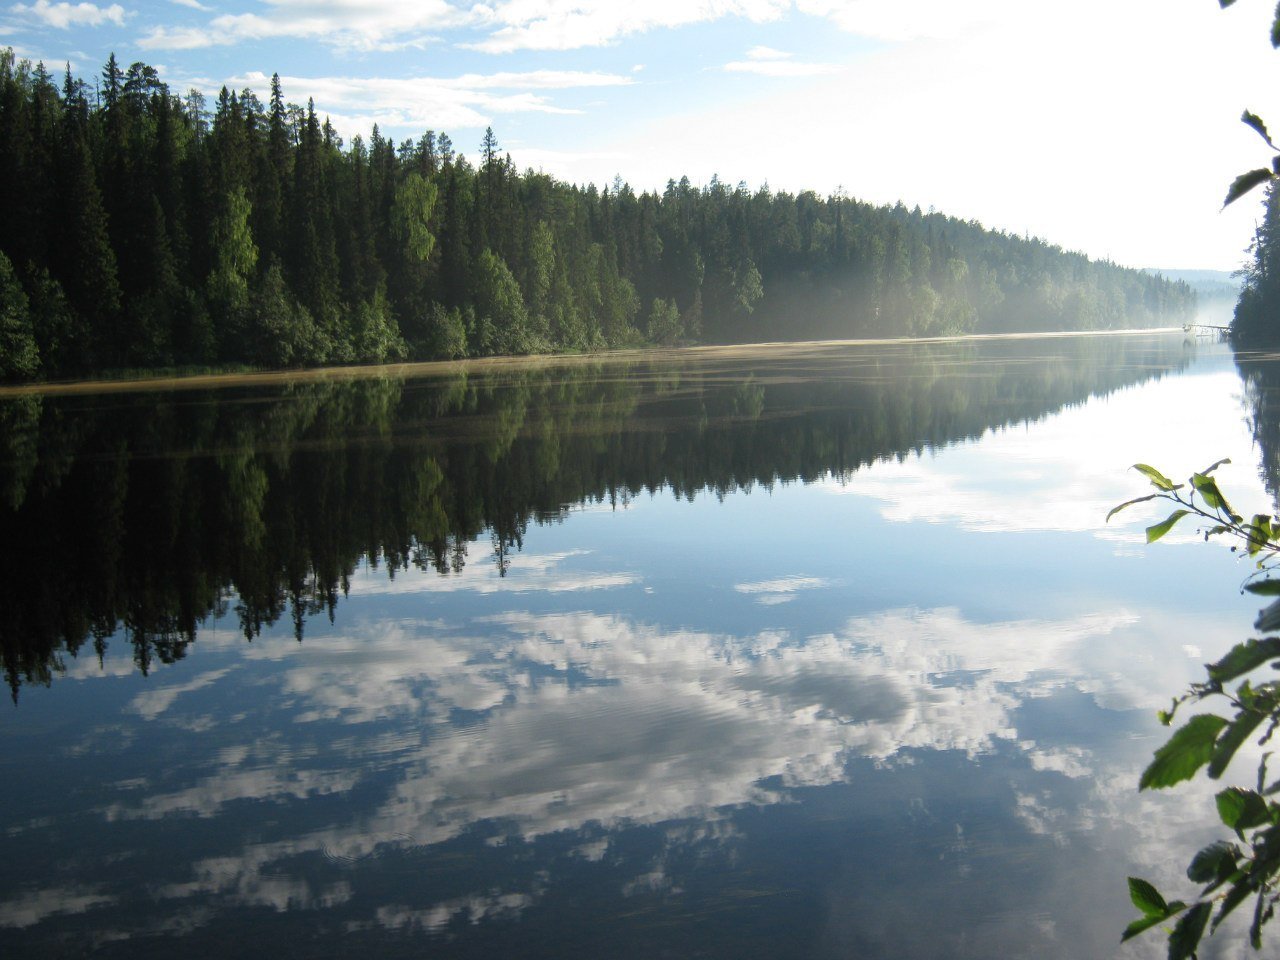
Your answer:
1232,182 -> 1280,344
0,50 -> 1197,383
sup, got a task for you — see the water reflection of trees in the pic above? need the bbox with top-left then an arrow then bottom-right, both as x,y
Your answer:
0,336 -> 1193,697
1239,352 -> 1280,505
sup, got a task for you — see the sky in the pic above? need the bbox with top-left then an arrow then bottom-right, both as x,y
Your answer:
2,0 -> 1280,271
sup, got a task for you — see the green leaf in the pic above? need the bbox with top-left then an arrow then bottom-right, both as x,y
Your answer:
1215,787 -> 1271,832
1106,493 -> 1158,522
1242,111 -> 1277,149
1169,901 -> 1212,960
1213,879 -> 1254,930
1140,714 -> 1229,790
1120,912 -> 1167,943
1209,709 -> 1266,780
1218,0 -> 1235,8
1245,580 -> 1280,596
1128,876 -> 1168,916
1187,840 -> 1240,886
1273,6 -> 1280,47
1206,638 -> 1280,683
1192,473 -> 1233,514
1247,514 -> 1274,556
1256,598 -> 1280,634
1225,168 -> 1275,207
1132,463 -> 1178,491
1147,509 -> 1190,544
1158,696 -> 1183,727
1251,883 -> 1274,949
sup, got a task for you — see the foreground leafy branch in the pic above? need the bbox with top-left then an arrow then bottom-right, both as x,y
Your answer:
1110,461 -> 1280,957
1218,0 -> 1280,207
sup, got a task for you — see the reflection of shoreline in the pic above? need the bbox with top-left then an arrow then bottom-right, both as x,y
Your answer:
0,332 -> 1198,696
0,329 -> 1186,399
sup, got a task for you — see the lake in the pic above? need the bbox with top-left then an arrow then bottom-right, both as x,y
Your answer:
1,331 -> 1276,958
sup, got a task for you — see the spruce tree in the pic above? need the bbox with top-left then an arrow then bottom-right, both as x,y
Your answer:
0,251 -> 39,380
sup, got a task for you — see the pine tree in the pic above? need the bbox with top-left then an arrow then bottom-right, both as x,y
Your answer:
56,111 -> 121,366
0,251 -> 39,380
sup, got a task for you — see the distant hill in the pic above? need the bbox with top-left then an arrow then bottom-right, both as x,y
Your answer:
1145,268 -> 1241,300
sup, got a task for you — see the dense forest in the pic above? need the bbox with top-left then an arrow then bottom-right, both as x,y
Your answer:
1232,182 -> 1280,344
0,334 -> 1195,698
0,50 -> 1197,383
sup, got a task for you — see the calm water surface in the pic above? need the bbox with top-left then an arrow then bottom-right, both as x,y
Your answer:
3,332 -> 1279,958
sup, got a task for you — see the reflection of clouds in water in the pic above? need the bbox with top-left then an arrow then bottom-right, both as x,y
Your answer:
0,887 -> 115,929
50,598 -> 1255,946
105,765 -> 361,822
63,657 -> 138,680
128,667 -> 236,720
344,549 -> 638,596
107,605 -> 1143,849
821,369 -> 1268,543
734,575 -> 833,604
157,846 -> 353,913
373,892 -> 536,934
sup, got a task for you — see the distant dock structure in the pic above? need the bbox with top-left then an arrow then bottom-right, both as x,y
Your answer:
1183,322 -> 1229,340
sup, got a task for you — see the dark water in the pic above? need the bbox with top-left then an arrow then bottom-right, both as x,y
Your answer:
1,333 -> 1275,958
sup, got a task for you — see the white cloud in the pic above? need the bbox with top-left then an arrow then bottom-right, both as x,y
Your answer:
343,549 -> 638,596
131,1 -> 1035,57
794,0 -> 1023,42
508,145 -> 630,174
128,667 -> 236,720
465,0 -> 790,53
448,69 -> 633,90
71,587 -> 1252,938
169,0 -> 210,9
821,361 -> 1270,543
216,68 -> 634,139
105,601 -> 1162,846
9,0 -> 124,29
460,0 -> 1031,54
110,764 -> 360,820
724,57 -> 843,77
375,893 -> 535,933
0,886 -> 115,929
156,848 -> 352,913
734,575 -> 832,604
140,0 -> 462,51
725,45 -> 844,76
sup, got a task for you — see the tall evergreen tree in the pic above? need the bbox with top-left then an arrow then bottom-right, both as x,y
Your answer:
0,250 -> 39,380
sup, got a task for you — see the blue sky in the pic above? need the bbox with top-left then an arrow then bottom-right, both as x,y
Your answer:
3,0 -> 1280,271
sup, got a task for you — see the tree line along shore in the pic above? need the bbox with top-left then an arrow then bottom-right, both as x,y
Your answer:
0,50 -> 1197,383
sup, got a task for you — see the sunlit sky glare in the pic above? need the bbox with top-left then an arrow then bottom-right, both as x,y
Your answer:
4,0 -> 1280,271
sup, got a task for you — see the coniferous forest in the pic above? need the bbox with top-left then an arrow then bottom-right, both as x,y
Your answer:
0,50 -> 1197,383
1232,182 -> 1280,344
